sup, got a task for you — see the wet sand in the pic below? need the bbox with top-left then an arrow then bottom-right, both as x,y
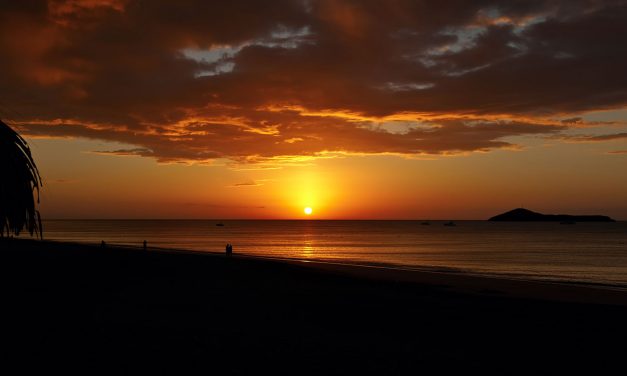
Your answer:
2,238 -> 626,374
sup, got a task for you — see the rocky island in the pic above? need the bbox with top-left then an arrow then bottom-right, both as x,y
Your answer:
489,208 -> 615,222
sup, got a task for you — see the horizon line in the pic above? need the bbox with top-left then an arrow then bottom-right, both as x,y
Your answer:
41,218 -> 626,221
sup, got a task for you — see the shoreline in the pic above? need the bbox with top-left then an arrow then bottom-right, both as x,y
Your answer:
3,237 -> 627,372
7,238 -> 627,306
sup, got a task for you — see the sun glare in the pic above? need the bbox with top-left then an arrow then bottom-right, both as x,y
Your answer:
304,207 -> 313,215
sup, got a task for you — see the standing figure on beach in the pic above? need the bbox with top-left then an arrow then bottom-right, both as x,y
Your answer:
143,240 -> 147,250
101,240 -> 106,248
226,243 -> 232,256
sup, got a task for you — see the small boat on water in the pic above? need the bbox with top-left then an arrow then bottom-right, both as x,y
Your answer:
216,222 -> 225,227
444,221 -> 456,226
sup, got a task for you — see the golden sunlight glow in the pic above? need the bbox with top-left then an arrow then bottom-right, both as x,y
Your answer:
304,207 -> 313,215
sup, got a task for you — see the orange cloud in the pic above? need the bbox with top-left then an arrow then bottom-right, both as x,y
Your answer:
564,133 -> 627,142
1,0 -> 626,164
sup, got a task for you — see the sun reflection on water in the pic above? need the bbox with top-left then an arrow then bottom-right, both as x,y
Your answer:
302,240 -> 314,258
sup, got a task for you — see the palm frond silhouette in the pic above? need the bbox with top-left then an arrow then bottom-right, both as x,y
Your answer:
0,119 -> 43,238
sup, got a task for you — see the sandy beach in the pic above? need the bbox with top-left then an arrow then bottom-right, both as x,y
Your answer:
2,238 -> 626,374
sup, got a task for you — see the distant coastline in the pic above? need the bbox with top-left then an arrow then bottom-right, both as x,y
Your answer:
489,208 -> 615,222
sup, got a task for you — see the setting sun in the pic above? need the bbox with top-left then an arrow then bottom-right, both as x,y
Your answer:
304,207 -> 313,215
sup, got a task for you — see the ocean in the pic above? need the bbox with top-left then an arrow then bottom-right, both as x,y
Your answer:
40,220 -> 627,286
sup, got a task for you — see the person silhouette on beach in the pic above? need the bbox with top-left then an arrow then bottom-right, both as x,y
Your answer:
226,243 -> 232,256
101,240 -> 106,248
143,240 -> 147,250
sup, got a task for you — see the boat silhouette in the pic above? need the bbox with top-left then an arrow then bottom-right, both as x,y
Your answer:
443,221 -> 456,226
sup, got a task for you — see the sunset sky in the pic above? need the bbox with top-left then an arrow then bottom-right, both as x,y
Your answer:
1,0 -> 627,219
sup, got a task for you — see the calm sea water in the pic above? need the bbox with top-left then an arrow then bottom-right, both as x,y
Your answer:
40,220 -> 627,286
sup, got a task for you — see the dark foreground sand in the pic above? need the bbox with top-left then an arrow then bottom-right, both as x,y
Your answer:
2,239 -> 626,374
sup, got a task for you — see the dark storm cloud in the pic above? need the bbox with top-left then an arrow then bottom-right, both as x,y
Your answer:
1,0 -> 625,162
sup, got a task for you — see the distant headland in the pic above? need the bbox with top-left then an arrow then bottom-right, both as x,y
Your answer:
489,208 -> 615,222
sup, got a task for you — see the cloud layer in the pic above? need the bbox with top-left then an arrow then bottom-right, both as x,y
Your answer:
1,0 -> 626,162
